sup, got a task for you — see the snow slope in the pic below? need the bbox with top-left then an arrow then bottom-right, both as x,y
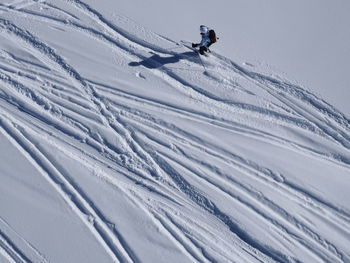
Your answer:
113,0 -> 350,116
0,1 -> 350,262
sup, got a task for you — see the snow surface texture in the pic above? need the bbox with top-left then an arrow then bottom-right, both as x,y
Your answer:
0,1 -> 350,263
114,0 -> 350,117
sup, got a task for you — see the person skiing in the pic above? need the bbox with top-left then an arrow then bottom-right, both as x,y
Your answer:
192,25 -> 217,55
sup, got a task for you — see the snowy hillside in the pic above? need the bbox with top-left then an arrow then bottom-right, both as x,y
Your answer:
1,1 -> 350,263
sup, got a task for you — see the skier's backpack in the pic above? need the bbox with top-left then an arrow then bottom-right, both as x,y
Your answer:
209,29 -> 217,43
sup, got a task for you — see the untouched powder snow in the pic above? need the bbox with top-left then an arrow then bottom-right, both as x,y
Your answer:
0,1 -> 350,263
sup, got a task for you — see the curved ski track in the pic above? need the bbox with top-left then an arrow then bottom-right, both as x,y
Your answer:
0,1 -> 349,262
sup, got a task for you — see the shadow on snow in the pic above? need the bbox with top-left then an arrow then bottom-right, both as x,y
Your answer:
129,51 -> 198,69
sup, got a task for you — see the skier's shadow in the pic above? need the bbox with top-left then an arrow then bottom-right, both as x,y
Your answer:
128,51 -> 198,69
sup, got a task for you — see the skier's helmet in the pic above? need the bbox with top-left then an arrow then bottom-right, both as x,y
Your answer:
200,25 -> 208,34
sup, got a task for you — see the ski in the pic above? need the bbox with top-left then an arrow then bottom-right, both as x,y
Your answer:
180,40 -> 209,70
180,40 -> 210,57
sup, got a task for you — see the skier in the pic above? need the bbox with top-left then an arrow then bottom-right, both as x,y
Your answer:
192,25 -> 217,55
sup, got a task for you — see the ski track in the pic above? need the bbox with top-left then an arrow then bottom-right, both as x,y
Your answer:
0,6 -> 348,263
211,52 -> 350,152
4,0 -> 350,151
133,124 -> 348,263
0,16 -> 169,183
0,105 -> 220,262
104,96 -> 350,261
0,1 -> 322,132
101,93 -> 350,225
103,100 -> 350,261
151,154 -> 290,263
0,114 -> 140,263
0,216 -> 49,263
9,1 -> 350,171
0,230 -> 31,263
1,1 -> 350,262
0,99 -> 209,263
96,80 -> 350,174
28,3 -> 350,160
149,211 -> 213,263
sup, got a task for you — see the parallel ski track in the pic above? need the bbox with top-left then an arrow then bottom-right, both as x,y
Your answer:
0,105 -> 227,263
0,58 -> 98,117
0,89 -> 186,207
0,85 -> 275,262
1,1 -> 350,262
0,1 -> 330,133
34,6 -> 334,259
104,97 -> 349,262
55,3 -> 350,258
0,230 -> 30,263
14,1 -> 350,162
5,1 -> 350,169
95,80 -> 350,171
0,216 -> 49,263
90,74 -> 350,230
118,109 -> 349,263
0,72 -> 228,263
6,0 -> 350,162
103,91 -> 350,220
0,17 -> 169,186
2,71 -> 348,262
209,51 -> 350,152
0,114 -> 139,263
0,86 -> 205,263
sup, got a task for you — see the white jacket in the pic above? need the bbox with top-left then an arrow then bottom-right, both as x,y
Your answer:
199,27 -> 212,47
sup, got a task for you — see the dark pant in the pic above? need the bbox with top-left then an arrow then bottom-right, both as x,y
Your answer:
199,46 -> 208,55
